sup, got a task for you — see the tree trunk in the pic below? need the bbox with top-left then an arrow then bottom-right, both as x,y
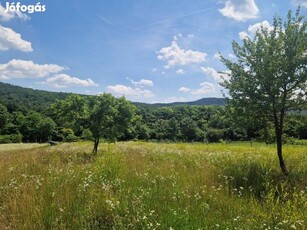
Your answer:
273,111 -> 289,176
276,129 -> 289,176
93,137 -> 99,156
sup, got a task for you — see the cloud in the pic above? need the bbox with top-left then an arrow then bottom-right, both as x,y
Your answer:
178,87 -> 191,93
0,25 -> 33,52
239,20 -> 273,39
173,33 -> 195,43
173,33 -> 183,41
179,82 -> 215,95
157,40 -> 207,68
238,31 -> 249,40
191,82 -> 215,95
40,74 -> 99,88
200,67 -> 222,82
293,0 -> 307,7
98,15 -> 114,26
176,69 -> 185,75
0,4 -> 30,21
200,66 -> 231,82
219,0 -> 259,21
130,79 -> 154,87
0,59 -> 65,80
106,85 -> 154,98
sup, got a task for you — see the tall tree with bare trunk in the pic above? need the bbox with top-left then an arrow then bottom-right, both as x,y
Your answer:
220,8 -> 307,175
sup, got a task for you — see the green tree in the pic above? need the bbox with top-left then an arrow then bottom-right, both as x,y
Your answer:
180,117 -> 204,142
48,94 -> 88,135
89,94 -> 135,155
0,103 -> 10,133
221,9 -> 307,175
38,117 -> 57,142
19,112 -> 57,142
19,112 -> 42,142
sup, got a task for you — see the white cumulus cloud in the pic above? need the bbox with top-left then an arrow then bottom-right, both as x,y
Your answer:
41,74 -> 99,88
179,82 -> 215,95
157,40 -> 207,68
200,67 -> 221,82
106,85 -> 154,98
0,59 -> 65,80
178,87 -> 191,93
0,25 -> 33,52
239,20 -> 273,40
200,66 -> 231,82
219,0 -> 259,21
176,69 -> 185,75
0,4 -> 30,21
191,82 -> 215,95
130,79 -> 154,87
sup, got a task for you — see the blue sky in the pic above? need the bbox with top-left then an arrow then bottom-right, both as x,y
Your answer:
0,0 -> 306,103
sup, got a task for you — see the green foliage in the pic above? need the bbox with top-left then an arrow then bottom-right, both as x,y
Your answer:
48,94 -> 89,136
221,8 -> 307,174
60,128 -> 78,142
258,125 -> 276,144
0,80 -> 306,145
206,128 -> 225,143
18,111 -> 57,143
0,82 -> 71,113
221,9 -> 307,118
180,117 -> 204,141
89,94 -> 136,154
0,103 -> 10,133
80,128 -> 93,141
0,133 -> 23,144
298,123 -> 307,139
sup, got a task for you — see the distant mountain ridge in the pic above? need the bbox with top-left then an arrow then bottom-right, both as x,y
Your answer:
0,82 -> 225,113
152,97 -> 225,107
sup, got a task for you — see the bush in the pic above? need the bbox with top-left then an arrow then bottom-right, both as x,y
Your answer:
0,135 -> 11,144
206,129 -> 224,143
10,133 -> 23,143
258,127 -> 275,144
0,134 -> 23,144
60,128 -> 78,142
81,129 -> 93,141
64,134 -> 78,142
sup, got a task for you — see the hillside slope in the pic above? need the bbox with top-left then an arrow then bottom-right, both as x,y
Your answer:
0,82 -> 71,113
0,82 -> 225,113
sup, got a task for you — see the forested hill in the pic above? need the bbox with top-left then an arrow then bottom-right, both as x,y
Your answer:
151,97 -> 225,107
0,82 -> 225,113
0,82 -> 71,113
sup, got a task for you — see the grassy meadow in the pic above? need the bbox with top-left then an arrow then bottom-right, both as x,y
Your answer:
0,141 -> 306,229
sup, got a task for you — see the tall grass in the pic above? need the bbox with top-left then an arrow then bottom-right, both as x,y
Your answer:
0,142 -> 306,229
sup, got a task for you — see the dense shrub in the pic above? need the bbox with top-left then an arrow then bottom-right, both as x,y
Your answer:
81,129 -> 93,141
206,129 -> 224,143
64,134 -> 78,142
0,134 -> 23,144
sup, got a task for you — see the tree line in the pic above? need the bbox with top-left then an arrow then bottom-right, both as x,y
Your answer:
1,93 -> 306,146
